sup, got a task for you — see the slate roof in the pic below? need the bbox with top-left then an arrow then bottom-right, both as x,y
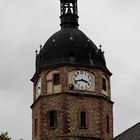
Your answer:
35,27 -> 111,75
113,122 -> 140,140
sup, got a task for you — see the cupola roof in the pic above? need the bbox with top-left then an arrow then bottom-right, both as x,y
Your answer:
35,0 -> 111,75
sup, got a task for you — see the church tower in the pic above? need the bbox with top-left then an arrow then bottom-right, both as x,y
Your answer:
31,0 -> 113,140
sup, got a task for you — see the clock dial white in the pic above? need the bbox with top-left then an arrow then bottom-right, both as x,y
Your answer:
35,77 -> 41,99
72,70 -> 92,90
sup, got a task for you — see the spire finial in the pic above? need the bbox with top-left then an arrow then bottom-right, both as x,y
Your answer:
35,50 -> 38,55
99,44 -> 102,50
99,44 -> 105,54
39,44 -> 42,49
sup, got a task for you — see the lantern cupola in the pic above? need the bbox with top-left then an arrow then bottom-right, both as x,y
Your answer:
60,0 -> 79,29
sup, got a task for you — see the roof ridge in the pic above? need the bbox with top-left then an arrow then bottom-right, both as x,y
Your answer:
114,122 -> 140,139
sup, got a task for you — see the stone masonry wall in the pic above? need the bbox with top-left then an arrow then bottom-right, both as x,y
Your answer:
31,65 -> 113,140
32,93 -> 113,140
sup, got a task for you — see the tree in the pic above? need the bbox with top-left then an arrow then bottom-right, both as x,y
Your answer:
0,132 -> 11,140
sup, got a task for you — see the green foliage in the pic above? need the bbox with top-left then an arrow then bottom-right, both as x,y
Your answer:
0,132 -> 11,140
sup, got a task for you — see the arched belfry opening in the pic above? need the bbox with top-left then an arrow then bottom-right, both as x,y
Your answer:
60,0 -> 79,28
60,0 -> 78,15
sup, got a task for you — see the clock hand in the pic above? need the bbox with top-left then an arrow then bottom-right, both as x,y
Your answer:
81,79 -> 88,83
75,79 -> 88,83
74,79 -> 82,84
74,79 -> 79,84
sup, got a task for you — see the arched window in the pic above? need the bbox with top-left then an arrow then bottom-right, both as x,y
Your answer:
35,118 -> 38,136
48,111 -> 57,129
53,73 -> 60,85
102,77 -> 107,91
46,70 -> 61,94
102,74 -> 109,96
106,115 -> 110,133
69,51 -> 75,63
35,77 -> 41,99
80,111 -> 86,128
79,138 -> 87,140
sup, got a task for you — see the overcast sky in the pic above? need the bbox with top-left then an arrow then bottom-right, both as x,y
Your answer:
0,0 -> 140,140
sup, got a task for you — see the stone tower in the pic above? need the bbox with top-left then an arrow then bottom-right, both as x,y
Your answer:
31,0 -> 113,140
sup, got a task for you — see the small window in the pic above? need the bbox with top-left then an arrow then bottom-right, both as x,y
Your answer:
53,73 -> 60,85
35,119 -> 38,136
102,78 -> 107,91
80,111 -> 86,128
106,115 -> 110,133
48,111 -> 57,128
79,138 -> 87,140
69,51 -> 75,63
69,51 -> 75,57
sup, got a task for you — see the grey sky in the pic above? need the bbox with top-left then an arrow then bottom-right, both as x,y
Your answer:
0,0 -> 140,139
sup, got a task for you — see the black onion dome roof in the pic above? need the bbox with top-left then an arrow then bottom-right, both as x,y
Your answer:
36,28 -> 110,74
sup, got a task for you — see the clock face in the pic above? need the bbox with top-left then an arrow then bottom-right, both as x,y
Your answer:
35,77 -> 41,99
72,70 -> 92,90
